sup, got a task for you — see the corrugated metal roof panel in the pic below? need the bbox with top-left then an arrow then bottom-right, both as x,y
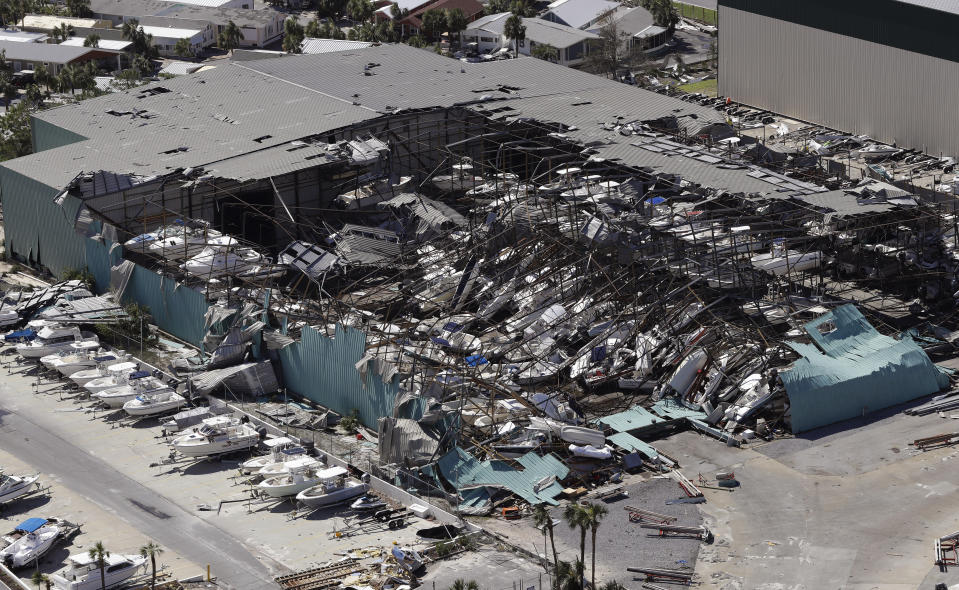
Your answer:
300,38 -> 373,54
437,446 -> 569,505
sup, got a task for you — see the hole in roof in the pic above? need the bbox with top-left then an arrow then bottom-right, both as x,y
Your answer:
253,135 -> 272,143
160,147 -> 189,155
138,87 -> 171,97
817,321 -> 837,335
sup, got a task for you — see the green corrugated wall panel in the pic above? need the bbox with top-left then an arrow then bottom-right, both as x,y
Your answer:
277,325 -> 399,429
84,231 -> 123,294
31,116 -> 86,153
121,265 -> 210,348
781,304 -> 948,433
0,166 -> 86,277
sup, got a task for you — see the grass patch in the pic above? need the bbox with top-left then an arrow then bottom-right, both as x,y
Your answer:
674,2 -> 718,25
677,78 -> 718,96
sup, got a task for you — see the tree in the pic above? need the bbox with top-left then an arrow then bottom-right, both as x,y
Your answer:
405,34 -> 425,48
305,18 -> 321,38
51,23 -> 75,43
346,0 -> 373,23
218,20 -> 242,54
485,0 -> 510,14
24,82 -> 42,107
585,11 -> 645,77
421,8 -> 445,42
88,541 -> 109,590
599,582 -> 627,590
30,571 -> 48,590
643,0 -> 679,31
282,17 -> 304,53
4,0 -> 29,28
532,504 -> 559,572
445,7 -> 467,50
0,100 -> 33,161
83,33 -> 100,47
316,19 -> 346,39
448,581 -> 478,590
33,63 -> 49,91
66,0 -> 91,17
582,502 -> 608,590
563,503 -> 588,587
554,560 -> 585,590
510,0 -> 536,17
531,42 -> 558,62
315,0 -> 348,20
503,13 -> 525,58
140,542 -> 164,590
174,37 -> 193,58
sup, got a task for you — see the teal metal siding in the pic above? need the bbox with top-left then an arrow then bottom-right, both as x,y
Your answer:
781,304 -> 949,433
0,166 -> 86,276
31,117 -> 86,153
277,325 -> 400,429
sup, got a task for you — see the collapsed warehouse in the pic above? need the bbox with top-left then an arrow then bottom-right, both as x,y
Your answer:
4,45 -> 959,513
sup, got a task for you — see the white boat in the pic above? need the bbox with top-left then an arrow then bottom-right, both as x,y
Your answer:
350,494 -> 387,512
17,326 -> 97,359
294,466 -> 368,508
390,546 -> 425,574
258,454 -> 320,477
559,425 -> 606,447
0,517 -> 77,569
82,362 -> 141,394
568,443 -> 613,460
123,391 -> 186,417
171,416 -> 260,457
181,242 -> 265,278
750,248 -> 822,276
0,472 -> 40,504
50,552 -> 146,590
94,374 -> 171,409
145,225 -> 223,261
0,309 -> 19,328
257,464 -> 325,498
238,437 -> 304,474
667,348 -> 708,397
41,341 -> 102,374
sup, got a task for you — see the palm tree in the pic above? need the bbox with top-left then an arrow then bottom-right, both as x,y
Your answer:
582,502 -> 608,590
346,0 -> 373,23
140,542 -> 164,590
554,560 -> 585,590
304,18 -> 321,38
503,13 -> 525,58
51,23 -> 75,43
420,8 -> 445,42
445,7 -> 467,50
448,581 -> 479,590
174,37 -> 192,58
83,33 -> 100,47
599,582 -> 626,590
563,503 -> 588,584
531,42 -> 558,62
66,0 -> 91,17
282,17 -> 304,53
88,541 -> 109,590
218,20 -> 242,55
532,504 -> 558,571
30,571 -> 48,590
34,63 -> 50,91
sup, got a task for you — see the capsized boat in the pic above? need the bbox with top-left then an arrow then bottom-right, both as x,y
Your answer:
0,472 -> 40,504
171,416 -> 260,457
123,391 -> 186,417
49,552 -> 146,590
294,466 -> 368,508
0,517 -> 79,569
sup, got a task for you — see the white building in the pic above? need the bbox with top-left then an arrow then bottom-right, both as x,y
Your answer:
140,25 -> 205,56
464,14 -> 598,66
543,0 -> 619,30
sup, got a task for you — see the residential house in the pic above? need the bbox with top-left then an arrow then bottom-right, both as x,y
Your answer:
399,0 -> 484,39
463,14 -> 598,66
543,0 -> 619,30
89,0 -> 284,49
588,6 -> 671,53
0,39 -> 123,74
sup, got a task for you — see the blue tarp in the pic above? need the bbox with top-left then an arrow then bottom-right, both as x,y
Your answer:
15,518 -> 47,533
4,329 -> 35,341
781,304 -> 949,433
129,370 -> 151,380
465,355 -> 488,367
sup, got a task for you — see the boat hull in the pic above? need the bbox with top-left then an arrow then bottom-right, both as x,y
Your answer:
295,481 -> 368,508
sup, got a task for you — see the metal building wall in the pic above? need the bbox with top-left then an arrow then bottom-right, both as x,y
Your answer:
278,324 -> 400,429
718,6 -> 959,157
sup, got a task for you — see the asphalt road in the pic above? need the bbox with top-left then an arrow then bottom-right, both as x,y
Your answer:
0,402 -> 278,590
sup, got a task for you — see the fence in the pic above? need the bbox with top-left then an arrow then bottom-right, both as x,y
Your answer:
674,1 -> 718,25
